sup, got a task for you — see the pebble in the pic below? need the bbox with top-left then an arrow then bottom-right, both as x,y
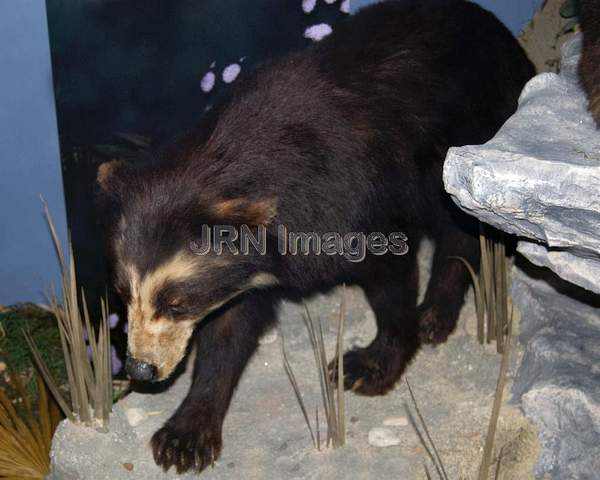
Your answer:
125,408 -> 147,427
368,427 -> 401,447
382,416 -> 409,427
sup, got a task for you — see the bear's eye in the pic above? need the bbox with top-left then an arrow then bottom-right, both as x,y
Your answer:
166,303 -> 187,318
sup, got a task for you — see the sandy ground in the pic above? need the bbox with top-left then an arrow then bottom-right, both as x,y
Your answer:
50,241 -> 538,479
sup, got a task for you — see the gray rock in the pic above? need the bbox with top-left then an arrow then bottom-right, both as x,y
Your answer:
517,240 -> 600,296
511,264 -> 600,479
443,34 -> 600,294
443,33 -> 600,478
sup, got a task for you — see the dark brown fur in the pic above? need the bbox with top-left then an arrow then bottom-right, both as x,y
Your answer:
580,0 -> 600,125
97,0 -> 534,474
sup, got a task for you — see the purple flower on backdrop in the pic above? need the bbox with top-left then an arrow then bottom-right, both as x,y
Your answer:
200,71 -> 216,93
222,63 -> 242,83
83,313 -> 126,376
86,343 -> 122,375
108,313 -> 119,329
304,23 -> 333,41
111,345 -> 122,374
303,0 -> 317,13
199,0 -> 350,94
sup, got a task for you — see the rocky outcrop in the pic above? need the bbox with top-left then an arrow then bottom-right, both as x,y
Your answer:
444,35 -> 600,479
512,263 -> 600,479
444,34 -> 600,295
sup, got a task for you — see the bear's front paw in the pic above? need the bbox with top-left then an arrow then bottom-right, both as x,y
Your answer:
151,420 -> 222,474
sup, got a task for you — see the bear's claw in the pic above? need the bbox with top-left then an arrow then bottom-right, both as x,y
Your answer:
151,421 -> 222,474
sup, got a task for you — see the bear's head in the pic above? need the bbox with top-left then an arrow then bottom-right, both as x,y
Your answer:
96,159 -> 278,381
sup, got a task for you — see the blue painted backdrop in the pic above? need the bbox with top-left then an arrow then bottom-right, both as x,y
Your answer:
0,0 -> 67,305
0,0 -> 543,305
351,0 -> 544,34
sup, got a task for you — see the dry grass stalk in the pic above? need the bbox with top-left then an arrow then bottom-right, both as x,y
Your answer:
281,290 -> 346,450
315,405 -> 320,451
451,223 -> 512,353
335,285 -> 346,446
408,309 -> 515,480
0,359 -> 61,478
24,202 -> 112,429
281,337 -> 315,448
405,379 -> 449,480
477,307 -> 514,480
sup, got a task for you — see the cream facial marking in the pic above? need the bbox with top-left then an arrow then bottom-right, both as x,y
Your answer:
125,252 -> 201,380
248,272 -> 279,289
125,255 -> 279,380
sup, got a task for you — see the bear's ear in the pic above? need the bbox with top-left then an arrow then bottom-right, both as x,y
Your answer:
210,197 -> 277,226
96,159 -> 125,193
95,160 -> 127,222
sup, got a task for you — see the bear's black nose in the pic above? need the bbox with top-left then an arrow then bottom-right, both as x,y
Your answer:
125,356 -> 157,381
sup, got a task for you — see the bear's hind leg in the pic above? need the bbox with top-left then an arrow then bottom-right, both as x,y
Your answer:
330,253 -> 420,396
418,221 -> 479,345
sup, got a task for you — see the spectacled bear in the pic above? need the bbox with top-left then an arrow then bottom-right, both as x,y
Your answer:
96,0 -> 534,474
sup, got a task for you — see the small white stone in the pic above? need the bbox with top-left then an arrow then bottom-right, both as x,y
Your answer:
304,23 -> 333,42
201,71 -> 216,93
368,427 -> 400,447
222,63 -> 242,83
259,330 -> 278,345
125,408 -> 147,427
324,0 -> 336,4
302,0 -> 317,14
383,416 -> 409,427
340,0 -> 350,14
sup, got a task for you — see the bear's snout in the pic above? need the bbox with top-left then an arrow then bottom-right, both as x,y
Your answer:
125,356 -> 158,382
